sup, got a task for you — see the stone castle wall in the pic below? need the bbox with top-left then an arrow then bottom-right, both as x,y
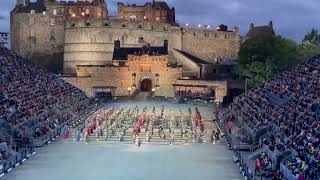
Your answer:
63,19 -> 182,74
181,28 -> 242,63
64,54 -> 183,97
10,13 -> 65,58
11,1 -> 243,75
63,19 -> 242,74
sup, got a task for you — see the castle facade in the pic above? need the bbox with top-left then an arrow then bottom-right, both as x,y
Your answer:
10,0 -> 274,102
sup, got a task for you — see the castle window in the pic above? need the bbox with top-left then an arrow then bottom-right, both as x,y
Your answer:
71,23 -> 75,28
151,25 -> 155,30
205,33 -> 209,37
138,24 -> 143,28
53,9 -> 57,16
163,26 -> 168,31
122,23 -> 127,27
50,18 -> 55,26
85,22 -> 91,26
155,74 -> 160,87
30,9 -> 35,14
194,32 -> 198,36
30,17 -> 35,25
132,73 -> 136,87
85,9 -> 90,15
103,22 -> 109,26
138,37 -> 145,43
30,28 -> 35,37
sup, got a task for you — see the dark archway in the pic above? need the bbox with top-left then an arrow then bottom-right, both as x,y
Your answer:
140,79 -> 152,92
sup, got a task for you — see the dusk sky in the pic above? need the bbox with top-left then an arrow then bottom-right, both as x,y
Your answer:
1,0 -> 320,42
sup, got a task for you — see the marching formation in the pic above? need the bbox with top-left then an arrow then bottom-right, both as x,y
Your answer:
71,105 -> 219,146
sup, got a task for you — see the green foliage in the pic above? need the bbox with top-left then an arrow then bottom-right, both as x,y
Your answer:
236,30 -> 320,88
236,36 -> 300,88
297,43 -> 320,60
302,28 -> 320,46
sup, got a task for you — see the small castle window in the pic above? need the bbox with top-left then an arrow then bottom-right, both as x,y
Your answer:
30,28 -> 35,37
50,18 -> 55,26
85,9 -> 90,15
138,37 -> 144,43
163,26 -> 168,31
205,33 -> 209,37
155,74 -> 160,87
103,22 -> 109,26
30,9 -> 35,14
71,23 -> 75,28
85,22 -> 91,26
30,17 -> 35,25
194,32 -> 198,36
138,24 -> 143,28
122,23 -> 127,27
132,73 -> 136,87
151,25 -> 155,30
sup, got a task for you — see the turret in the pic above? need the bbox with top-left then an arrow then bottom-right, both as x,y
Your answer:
250,23 -> 254,29
269,21 -> 273,28
232,26 -> 239,33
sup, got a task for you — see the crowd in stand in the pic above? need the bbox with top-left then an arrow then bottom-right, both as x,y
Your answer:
230,55 -> 320,179
0,47 -> 90,144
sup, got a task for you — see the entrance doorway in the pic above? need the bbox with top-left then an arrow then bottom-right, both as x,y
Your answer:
140,78 -> 152,92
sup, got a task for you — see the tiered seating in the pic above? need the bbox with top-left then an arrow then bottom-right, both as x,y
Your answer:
0,47 -> 89,140
230,55 -> 320,179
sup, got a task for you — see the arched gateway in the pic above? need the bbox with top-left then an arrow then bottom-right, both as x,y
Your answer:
140,78 -> 152,92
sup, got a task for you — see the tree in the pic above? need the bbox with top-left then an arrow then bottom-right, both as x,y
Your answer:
297,43 -> 320,60
236,36 -> 300,88
302,28 -> 320,46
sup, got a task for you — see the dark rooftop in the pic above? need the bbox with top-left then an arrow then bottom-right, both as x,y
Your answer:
113,44 -> 168,60
174,49 -> 210,65
153,1 -> 171,10
246,25 -> 275,38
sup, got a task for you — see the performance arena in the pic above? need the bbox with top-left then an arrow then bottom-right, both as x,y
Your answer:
0,47 -> 243,180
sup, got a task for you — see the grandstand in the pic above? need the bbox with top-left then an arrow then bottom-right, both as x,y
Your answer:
221,55 -> 320,179
0,47 -> 94,174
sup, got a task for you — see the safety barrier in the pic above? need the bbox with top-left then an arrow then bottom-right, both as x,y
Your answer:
280,163 -> 297,180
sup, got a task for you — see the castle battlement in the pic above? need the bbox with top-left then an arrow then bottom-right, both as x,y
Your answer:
65,18 -> 180,31
64,18 -> 240,40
